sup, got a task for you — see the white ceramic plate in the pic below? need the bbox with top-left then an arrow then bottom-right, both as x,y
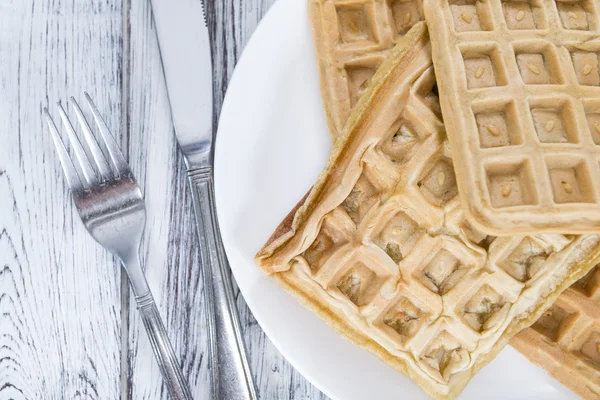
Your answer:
214,0 -> 578,398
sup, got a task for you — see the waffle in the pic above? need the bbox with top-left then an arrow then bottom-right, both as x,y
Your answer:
512,264 -> 600,399
309,0 -> 425,139
424,0 -> 600,235
256,23 -> 600,399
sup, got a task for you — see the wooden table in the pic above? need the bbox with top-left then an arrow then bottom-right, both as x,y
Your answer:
0,0 -> 327,398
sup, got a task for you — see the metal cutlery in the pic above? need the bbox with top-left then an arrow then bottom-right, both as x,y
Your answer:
43,94 -> 193,400
150,0 -> 258,399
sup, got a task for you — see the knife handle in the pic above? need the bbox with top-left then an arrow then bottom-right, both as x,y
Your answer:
188,167 -> 258,400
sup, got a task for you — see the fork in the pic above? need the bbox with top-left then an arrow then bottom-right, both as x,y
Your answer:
43,93 -> 193,400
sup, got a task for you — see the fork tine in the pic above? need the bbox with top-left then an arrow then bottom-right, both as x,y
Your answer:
70,97 -> 113,180
84,93 -> 129,175
44,108 -> 84,191
57,101 -> 99,186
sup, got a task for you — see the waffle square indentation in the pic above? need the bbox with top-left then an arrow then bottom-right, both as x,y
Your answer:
374,211 -> 422,263
474,100 -> 522,148
336,4 -> 375,44
514,41 -> 563,84
449,0 -> 493,32
336,261 -> 389,306
381,296 -> 427,343
530,99 -> 578,143
381,120 -> 420,164
418,157 -> 458,207
584,100 -> 600,144
486,161 -> 538,208
345,63 -> 378,107
462,44 -> 507,89
460,284 -> 506,332
531,301 -> 576,341
420,330 -> 469,383
586,112 -> 600,144
388,0 -> 424,35
571,50 -> 600,86
578,328 -> 600,366
500,237 -> 549,282
556,0 -> 597,31
303,213 -> 349,273
546,157 -> 595,204
502,0 -> 547,30
419,248 -> 466,295
342,173 -> 379,224
573,265 -> 600,297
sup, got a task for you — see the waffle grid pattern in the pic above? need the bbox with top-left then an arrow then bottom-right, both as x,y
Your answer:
425,0 -> 600,234
268,58 -> 599,397
513,264 -> 600,399
310,0 -> 425,138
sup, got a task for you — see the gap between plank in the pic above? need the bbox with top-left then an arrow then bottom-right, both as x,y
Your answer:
120,0 -> 132,398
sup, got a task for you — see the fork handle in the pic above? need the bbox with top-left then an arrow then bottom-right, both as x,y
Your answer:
135,292 -> 194,400
188,167 -> 257,400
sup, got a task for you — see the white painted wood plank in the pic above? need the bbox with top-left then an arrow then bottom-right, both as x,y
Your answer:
127,0 -> 328,399
125,0 -> 211,398
0,0 -> 122,398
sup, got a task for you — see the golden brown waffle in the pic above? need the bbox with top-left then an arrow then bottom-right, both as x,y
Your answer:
512,264 -> 600,400
309,0 -> 425,139
424,0 -> 600,235
256,23 -> 600,399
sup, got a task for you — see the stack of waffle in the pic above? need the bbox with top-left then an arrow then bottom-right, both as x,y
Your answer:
256,1 -> 600,399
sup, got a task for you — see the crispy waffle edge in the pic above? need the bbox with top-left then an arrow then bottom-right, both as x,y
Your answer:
272,238 -> 600,400
308,0 -> 339,142
255,22 -> 429,270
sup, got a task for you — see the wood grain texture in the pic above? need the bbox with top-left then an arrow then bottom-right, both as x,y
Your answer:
0,0 -> 328,399
0,0 -> 123,398
125,0 -> 210,398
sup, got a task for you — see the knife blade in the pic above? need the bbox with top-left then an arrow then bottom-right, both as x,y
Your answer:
150,1 -> 257,399
151,0 -> 212,168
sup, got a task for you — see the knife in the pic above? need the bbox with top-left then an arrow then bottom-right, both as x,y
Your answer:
150,1 -> 258,399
